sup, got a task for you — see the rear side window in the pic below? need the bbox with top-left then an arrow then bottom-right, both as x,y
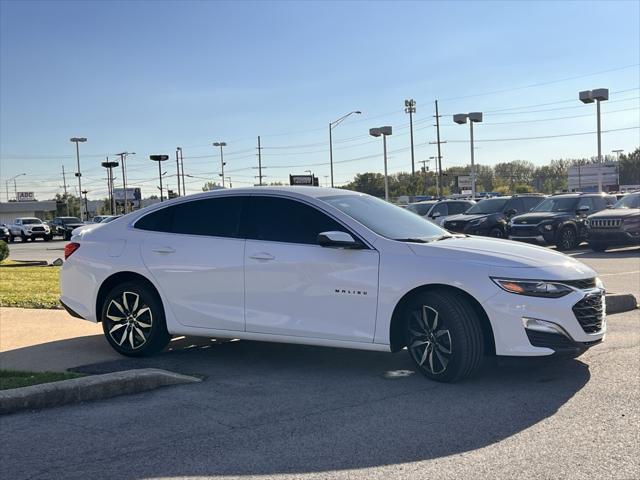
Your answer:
135,197 -> 243,238
243,196 -> 346,245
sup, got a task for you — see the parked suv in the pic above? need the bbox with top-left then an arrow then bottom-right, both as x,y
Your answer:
61,187 -> 605,383
50,216 -> 85,240
8,217 -> 52,242
508,193 -> 617,250
443,195 -> 544,238
586,192 -> 640,251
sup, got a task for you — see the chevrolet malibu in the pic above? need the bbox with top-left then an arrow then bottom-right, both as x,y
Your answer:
60,187 -> 606,382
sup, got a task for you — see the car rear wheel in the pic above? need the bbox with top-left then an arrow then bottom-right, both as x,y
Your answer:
100,281 -> 170,357
556,226 -> 578,250
20,233 -> 27,242
405,290 -> 484,382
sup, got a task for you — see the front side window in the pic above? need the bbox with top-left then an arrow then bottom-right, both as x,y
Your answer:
577,197 -> 595,211
244,196 -> 346,245
448,202 -> 470,215
135,196 -> 243,238
523,196 -> 544,211
321,194 -> 446,241
508,198 -> 526,213
430,203 -> 448,217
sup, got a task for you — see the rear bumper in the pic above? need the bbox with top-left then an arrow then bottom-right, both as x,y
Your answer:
60,298 -> 85,319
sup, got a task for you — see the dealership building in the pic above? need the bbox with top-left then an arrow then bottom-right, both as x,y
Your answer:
0,201 -> 58,225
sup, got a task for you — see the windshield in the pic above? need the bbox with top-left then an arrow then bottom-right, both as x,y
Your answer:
533,197 -> 578,213
322,194 -> 447,241
613,194 -> 640,209
21,218 -> 42,225
465,198 -> 508,214
406,202 -> 435,216
101,216 -> 120,223
60,217 -> 82,223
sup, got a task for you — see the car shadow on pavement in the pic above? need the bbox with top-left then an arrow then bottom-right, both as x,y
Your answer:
3,336 -> 589,478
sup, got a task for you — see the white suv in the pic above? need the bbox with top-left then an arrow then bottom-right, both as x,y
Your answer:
60,187 -> 605,382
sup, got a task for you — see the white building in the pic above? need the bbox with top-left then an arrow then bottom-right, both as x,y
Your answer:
0,201 -> 57,225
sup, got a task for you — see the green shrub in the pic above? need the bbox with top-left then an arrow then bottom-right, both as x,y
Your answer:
0,240 -> 8,262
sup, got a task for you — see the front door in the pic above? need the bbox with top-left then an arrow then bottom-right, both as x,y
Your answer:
243,196 -> 379,343
138,196 -> 246,332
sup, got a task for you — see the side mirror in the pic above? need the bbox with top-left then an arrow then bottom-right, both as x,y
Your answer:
505,208 -> 517,217
577,205 -> 590,214
431,211 -> 441,218
317,231 -> 363,249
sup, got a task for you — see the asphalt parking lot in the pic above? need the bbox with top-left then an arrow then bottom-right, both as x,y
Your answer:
0,241 -> 638,480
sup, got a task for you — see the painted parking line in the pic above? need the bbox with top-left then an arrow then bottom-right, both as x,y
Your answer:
599,271 -> 640,277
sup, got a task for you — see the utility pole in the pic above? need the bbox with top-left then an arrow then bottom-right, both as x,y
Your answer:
116,152 -> 135,213
175,148 -> 182,196
405,99 -> 416,176
101,159 -> 119,215
257,136 -> 264,185
70,137 -> 87,220
419,159 -> 429,195
178,147 -> 186,196
61,165 -> 70,215
434,100 -> 444,197
81,190 -> 89,219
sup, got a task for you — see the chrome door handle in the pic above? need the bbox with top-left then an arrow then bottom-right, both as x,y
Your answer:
249,252 -> 275,261
151,247 -> 175,255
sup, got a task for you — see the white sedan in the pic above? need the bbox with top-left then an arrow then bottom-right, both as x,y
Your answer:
60,187 -> 605,382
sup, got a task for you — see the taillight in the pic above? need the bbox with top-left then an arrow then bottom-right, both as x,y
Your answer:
64,242 -> 80,259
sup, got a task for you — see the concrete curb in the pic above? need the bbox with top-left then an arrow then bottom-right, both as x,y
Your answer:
0,368 -> 201,415
606,293 -> 638,314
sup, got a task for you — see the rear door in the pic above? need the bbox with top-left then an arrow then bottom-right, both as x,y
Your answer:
138,196 -> 246,331
242,195 -> 380,343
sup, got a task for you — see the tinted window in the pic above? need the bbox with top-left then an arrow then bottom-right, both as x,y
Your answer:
135,197 -> 243,238
577,197 -> 595,212
467,197 -> 509,214
407,202 -> 435,216
430,203 -> 448,217
591,196 -> 607,211
533,197 -> 578,212
245,196 -> 346,245
614,194 -> 640,209
448,202 -> 470,215
523,196 -> 543,211
508,198 -> 526,213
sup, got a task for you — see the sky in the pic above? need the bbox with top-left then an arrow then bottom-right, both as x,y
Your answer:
1,0 -> 639,201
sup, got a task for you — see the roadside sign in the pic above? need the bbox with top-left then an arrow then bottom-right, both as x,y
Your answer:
457,175 -> 472,189
289,175 -> 319,186
568,164 -> 618,191
113,187 -> 142,202
16,192 -> 35,202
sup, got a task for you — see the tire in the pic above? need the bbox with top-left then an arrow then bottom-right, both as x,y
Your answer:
405,289 -> 484,382
589,242 -> 608,252
489,227 -> 504,238
100,281 -> 170,357
20,233 -> 27,242
64,231 -> 71,241
8,235 -> 14,243
44,235 -> 52,242
556,226 -> 577,251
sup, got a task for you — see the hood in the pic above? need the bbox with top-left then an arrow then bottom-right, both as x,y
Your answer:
407,235 -> 595,277
511,212 -> 568,224
588,208 -> 640,219
444,213 -> 491,224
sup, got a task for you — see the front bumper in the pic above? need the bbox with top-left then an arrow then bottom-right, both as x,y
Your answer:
508,224 -> 555,244
588,230 -> 640,246
446,223 -> 492,236
483,287 -> 606,356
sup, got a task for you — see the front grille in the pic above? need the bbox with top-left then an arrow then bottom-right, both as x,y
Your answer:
562,278 -> 596,290
31,226 -> 45,232
511,225 -> 539,236
590,218 -> 621,229
572,294 -> 605,333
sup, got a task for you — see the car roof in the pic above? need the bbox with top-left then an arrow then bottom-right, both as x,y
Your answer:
165,186 -> 364,201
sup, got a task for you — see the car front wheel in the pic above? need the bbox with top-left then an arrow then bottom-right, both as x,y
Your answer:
405,290 -> 484,382
489,227 -> 504,238
101,281 -> 170,357
556,226 -> 578,250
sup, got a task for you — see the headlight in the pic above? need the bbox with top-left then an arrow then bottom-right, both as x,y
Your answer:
470,217 -> 487,226
491,277 -> 573,298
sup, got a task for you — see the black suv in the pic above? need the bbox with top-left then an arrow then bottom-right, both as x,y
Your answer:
442,195 -> 544,238
586,192 -> 640,251
508,193 -> 616,250
50,216 -> 85,240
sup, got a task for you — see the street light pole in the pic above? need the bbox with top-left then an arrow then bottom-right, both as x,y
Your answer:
329,110 -> 361,188
453,112 -> 483,199
7,173 -> 26,201
405,99 -> 416,176
213,142 -> 227,187
101,159 -> 119,215
579,88 -> 609,192
175,148 -> 182,196
116,152 -> 135,213
70,137 -> 87,219
369,126 -> 393,201
150,155 -> 169,201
